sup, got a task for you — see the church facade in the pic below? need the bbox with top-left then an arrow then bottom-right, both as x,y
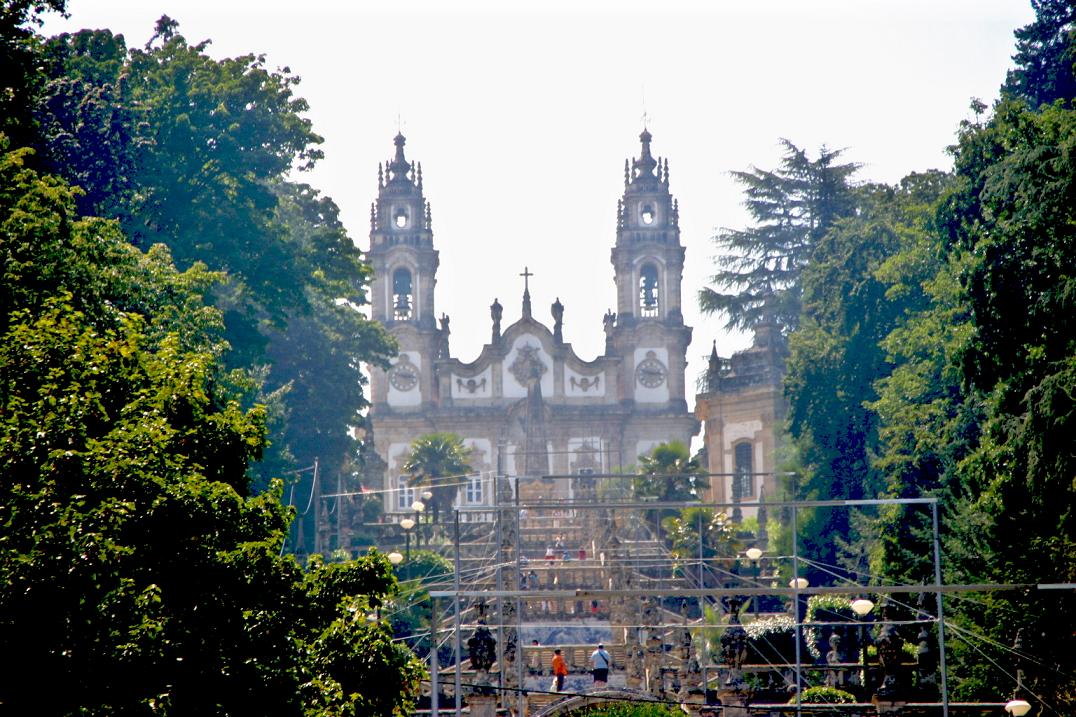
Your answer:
365,130 -> 698,518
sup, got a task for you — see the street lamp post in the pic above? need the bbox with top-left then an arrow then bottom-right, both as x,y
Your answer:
1005,630 -> 1032,716
851,597 -> 874,693
745,547 -> 763,614
411,499 -> 426,548
400,517 -> 416,563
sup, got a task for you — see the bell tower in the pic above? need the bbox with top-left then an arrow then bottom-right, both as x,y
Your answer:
611,128 -> 685,325
368,133 -> 441,409
609,129 -> 692,410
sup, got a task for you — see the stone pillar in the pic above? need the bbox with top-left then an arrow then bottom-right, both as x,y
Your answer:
467,693 -> 498,717
716,688 -> 752,717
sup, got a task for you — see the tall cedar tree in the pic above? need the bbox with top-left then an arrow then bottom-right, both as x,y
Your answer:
700,140 -> 859,338
1002,0 -> 1076,108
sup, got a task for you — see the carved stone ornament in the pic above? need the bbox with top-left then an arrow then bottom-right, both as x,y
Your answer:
388,354 -> 419,391
456,377 -> 487,394
508,343 -> 547,385
635,350 -> 667,388
570,375 -> 600,392
719,596 -> 749,685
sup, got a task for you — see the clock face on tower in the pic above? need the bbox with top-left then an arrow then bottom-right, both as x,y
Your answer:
389,355 -> 419,391
635,351 -> 668,388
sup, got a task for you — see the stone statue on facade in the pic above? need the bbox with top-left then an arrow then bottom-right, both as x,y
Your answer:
490,298 -> 502,341
603,309 -> 616,353
873,601 -> 906,700
551,297 -> 564,343
438,313 -> 451,358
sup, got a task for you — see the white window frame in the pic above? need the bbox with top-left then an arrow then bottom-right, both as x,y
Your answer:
465,474 -> 484,505
396,475 -> 416,511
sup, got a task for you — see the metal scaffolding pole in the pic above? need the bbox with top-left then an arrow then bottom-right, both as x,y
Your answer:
431,596 -> 439,717
453,511 -> 462,717
932,501 -> 950,717
792,503 -> 802,717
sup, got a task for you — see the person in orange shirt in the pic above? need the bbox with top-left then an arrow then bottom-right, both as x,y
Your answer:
551,648 -> 568,692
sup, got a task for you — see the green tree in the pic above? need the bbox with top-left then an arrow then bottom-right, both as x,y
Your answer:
699,140 -> 859,336
0,145 -> 422,715
785,173 -> 949,580
633,440 -> 706,502
0,0 -> 67,149
261,181 -> 393,499
402,433 -> 474,524
931,98 -> 1076,706
26,18 -> 394,520
662,507 -> 739,587
1002,0 -> 1076,108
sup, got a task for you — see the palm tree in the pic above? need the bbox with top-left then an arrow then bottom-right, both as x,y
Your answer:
402,433 -> 473,525
634,441 -> 707,503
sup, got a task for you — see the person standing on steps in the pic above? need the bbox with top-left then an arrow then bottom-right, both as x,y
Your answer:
551,648 -> 568,692
590,643 -> 612,686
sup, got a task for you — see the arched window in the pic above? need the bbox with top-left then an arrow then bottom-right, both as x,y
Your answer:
639,263 -> 660,318
640,202 -> 655,225
733,442 -> 753,499
392,267 -> 413,320
397,475 -> 415,510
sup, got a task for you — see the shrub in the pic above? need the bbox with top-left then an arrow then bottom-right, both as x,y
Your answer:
791,686 -> 857,704
744,614 -> 798,665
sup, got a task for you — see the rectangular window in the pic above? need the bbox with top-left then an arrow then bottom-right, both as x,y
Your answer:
465,475 -> 483,504
397,476 -> 415,511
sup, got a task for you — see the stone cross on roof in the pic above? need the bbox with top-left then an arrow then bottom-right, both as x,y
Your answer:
520,266 -> 534,318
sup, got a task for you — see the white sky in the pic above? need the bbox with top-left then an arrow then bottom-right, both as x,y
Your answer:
45,1 -> 1033,395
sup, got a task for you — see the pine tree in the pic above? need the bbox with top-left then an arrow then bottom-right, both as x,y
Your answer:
1002,0 -> 1076,108
699,139 -> 859,338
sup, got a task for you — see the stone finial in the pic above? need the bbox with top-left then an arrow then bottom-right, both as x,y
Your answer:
370,202 -> 376,231
551,297 -> 564,343
417,161 -> 423,189
624,158 -> 630,187
377,162 -> 384,187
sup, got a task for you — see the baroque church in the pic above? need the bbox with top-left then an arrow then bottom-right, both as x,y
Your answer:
366,129 -> 700,517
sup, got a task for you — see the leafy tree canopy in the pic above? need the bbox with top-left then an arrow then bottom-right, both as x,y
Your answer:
19,16 -> 394,514
0,141 -> 421,716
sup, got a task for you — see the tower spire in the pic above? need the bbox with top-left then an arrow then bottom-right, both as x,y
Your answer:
520,266 -> 534,318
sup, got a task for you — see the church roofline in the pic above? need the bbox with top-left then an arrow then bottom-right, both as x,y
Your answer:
435,314 -> 620,372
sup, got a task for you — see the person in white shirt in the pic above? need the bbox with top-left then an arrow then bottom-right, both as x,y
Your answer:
589,643 -> 612,685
